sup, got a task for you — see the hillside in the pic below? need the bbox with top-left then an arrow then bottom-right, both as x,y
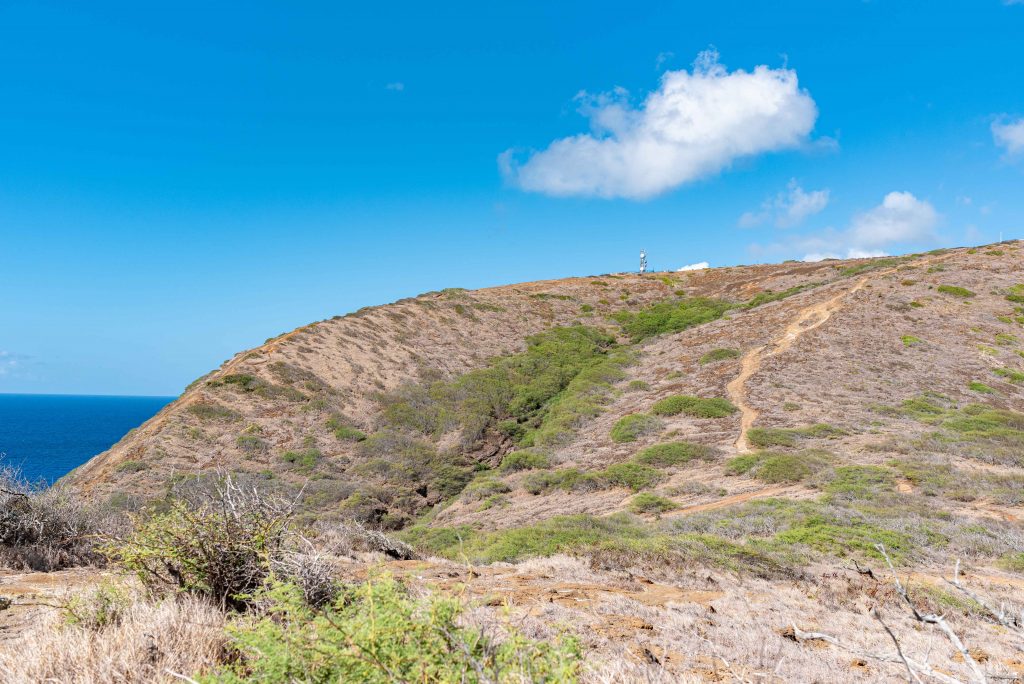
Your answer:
49,242 -> 1024,681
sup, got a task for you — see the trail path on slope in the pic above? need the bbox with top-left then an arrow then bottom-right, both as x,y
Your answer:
726,277 -> 872,453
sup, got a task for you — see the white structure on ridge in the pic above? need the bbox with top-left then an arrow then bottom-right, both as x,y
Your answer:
639,249 -> 648,274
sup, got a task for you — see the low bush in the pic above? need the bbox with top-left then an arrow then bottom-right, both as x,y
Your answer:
651,395 -> 737,418
995,367 -> 1024,384
629,493 -> 677,515
602,462 -> 663,491
724,450 -> 831,483
235,434 -> 268,455
824,465 -> 896,499
187,402 -> 241,422
499,450 -> 551,472
281,448 -> 321,472
106,479 -> 292,610
210,575 -> 582,683
699,348 -> 740,364
743,284 -> 818,308
115,460 -> 148,473
937,285 -> 975,298
610,414 -> 662,443
634,441 -> 713,467
900,335 -> 923,347
460,477 -> 511,503
326,415 -> 367,442
612,296 -> 732,343
968,381 -> 995,394
746,427 -> 795,448
0,468 -> 106,571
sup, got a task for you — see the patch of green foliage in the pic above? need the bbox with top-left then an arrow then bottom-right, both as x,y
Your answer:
742,284 -> 819,309
602,462 -> 663,491
901,335 -> 923,347
207,373 -> 307,402
326,415 -> 366,442
629,493 -> 677,515
747,423 -> 846,448
460,477 -> 512,503
610,414 -> 662,443
968,381 -> 995,394
996,333 -> 1019,346
998,552 -> 1024,574
611,296 -> 733,343
187,402 -> 241,423
235,434 -> 267,455
115,460 -> 148,474
699,348 -> 740,364
1006,285 -> 1024,304
725,450 -> 831,483
937,285 -> 975,298
281,448 -> 321,472
209,575 -> 581,683
650,395 -> 737,418
499,450 -> 552,473
824,465 -> 896,499
995,367 -> 1024,384
838,257 -> 910,277
376,326 -> 627,451
634,441 -> 713,467
888,395 -> 1024,464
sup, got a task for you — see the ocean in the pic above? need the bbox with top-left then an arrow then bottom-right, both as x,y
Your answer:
0,394 -> 174,484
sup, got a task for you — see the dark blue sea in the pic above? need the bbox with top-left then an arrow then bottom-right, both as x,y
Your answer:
0,394 -> 174,484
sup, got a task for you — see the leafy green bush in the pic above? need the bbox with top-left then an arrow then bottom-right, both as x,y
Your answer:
115,460 -> 148,473
968,381 -> 995,394
326,415 -> 366,442
1006,285 -> 1024,304
602,462 -> 663,491
499,450 -> 552,472
634,441 -> 712,467
724,450 -> 830,483
187,402 -> 241,422
746,427 -> 796,448
210,576 -> 581,683
699,348 -> 740,364
281,448 -> 321,472
236,434 -> 268,455
460,477 -> 511,503
743,284 -> 818,308
650,395 -> 737,418
610,414 -> 662,443
107,483 -> 290,610
724,454 -> 759,476
612,297 -> 732,343
901,335 -> 923,347
937,285 -> 975,298
629,493 -> 677,515
824,465 -> 896,499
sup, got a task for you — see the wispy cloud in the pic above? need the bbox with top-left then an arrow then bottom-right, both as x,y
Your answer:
992,117 -> 1024,156
0,351 -> 28,376
802,192 -> 939,261
738,179 -> 830,228
677,261 -> 709,272
385,82 -> 405,92
500,50 -> 820,200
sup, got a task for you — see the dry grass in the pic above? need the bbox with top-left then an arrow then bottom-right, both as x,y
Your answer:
0,593 -> 225,684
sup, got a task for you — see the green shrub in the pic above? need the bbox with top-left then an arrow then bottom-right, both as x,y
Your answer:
187,402 -> 241,422
998,552 -> 1024,574
634,441 -> 712,467
626,380 -> 650,391
579,304 -> 593,313
937,285 -> 975,298
62,581 -> 131,630
210,576 -> 581,683
106,486 -> 290,610
499,450 -> 552,472
725,454 -> 759,475
610,414 -> 662,443
612,297 -> 732,343
824,466 -> 896,499
236,434 -> 268,455
115,460 -> 148,474
602,462 -> 663,491
838,257 -> 909,277
743,284 -> 818,309
281,448 -> 321,472
995,367 -> 1024,384
968,381 -> 995,394
699,348 -> 740,364
629,493 -> 677,515
326,415 -> 367,442
746,427 -> 796,448
996,333 -> 1019,346
651,395 -> 737,418
901,335 -> 923,347
460,477 -> 512,503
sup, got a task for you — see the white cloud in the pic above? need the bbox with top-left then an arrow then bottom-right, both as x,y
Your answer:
677,261 -> 709,271
655,51 -> 674,69
0,351 -> 21,376
385,82 -> 405,92
992,117 -> 1024,156
501,50 -> 819,199
738,179 -> 829,228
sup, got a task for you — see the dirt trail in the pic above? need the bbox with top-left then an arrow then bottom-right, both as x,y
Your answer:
727,277 -> 872,453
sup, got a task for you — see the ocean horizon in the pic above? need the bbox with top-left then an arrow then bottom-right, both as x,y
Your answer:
0,393 -> 175,484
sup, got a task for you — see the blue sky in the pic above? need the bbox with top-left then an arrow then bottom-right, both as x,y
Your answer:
1,1 -> 1022,395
